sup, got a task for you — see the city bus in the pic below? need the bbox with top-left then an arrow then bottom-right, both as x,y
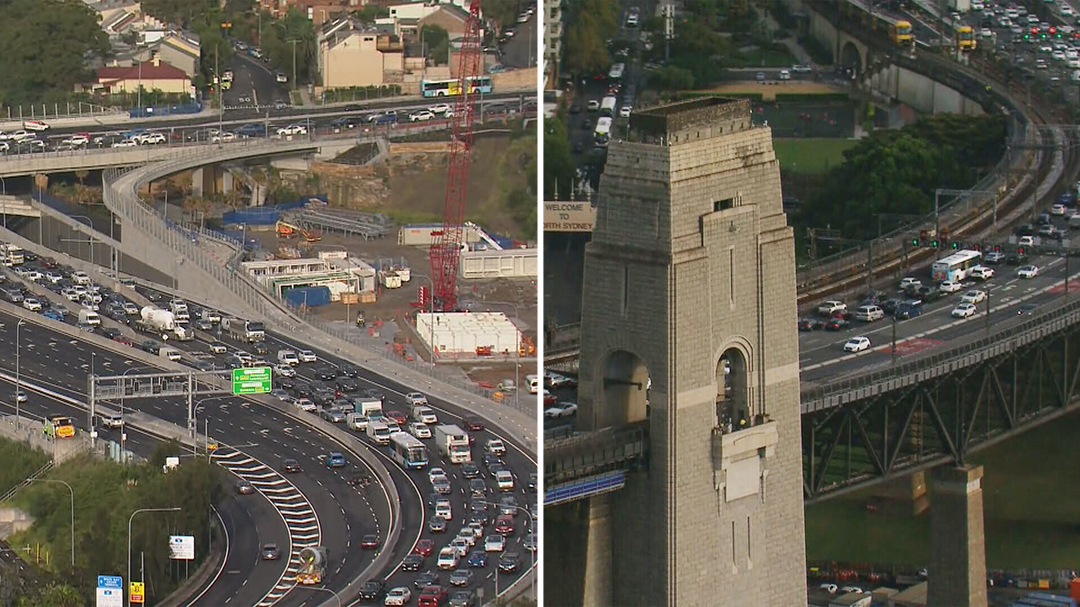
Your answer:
594,117 -> 613,147
0,244 -> 24,266
956,25 -> 976,51
599,96 -> 617,118
931,249 -> 983,281
420,76 -> 493,98
890,20 -> 914,47
389,431 -> 428,469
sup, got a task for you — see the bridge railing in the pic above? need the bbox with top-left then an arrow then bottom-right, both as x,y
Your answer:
801,296 -> 1080,413
545,421 -> 648,484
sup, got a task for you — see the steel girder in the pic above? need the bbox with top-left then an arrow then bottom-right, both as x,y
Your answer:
802,320 -> 1080,503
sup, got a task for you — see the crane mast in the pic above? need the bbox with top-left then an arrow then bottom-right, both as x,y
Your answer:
429,0 -> 483,311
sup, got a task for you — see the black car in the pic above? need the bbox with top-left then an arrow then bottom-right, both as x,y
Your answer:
414,571 -> 440,589
1005,253 -> 1028,265
402,554 -> 424,571
527,472 -> 537,492
1037,212 -> 1052,225
283,459 -> 301,473
569,103 -> 581,114
358,579 -> 383,600
330,116 -> 358,129
1015,223 -> 1035,236
100,327 -> 122,339
860,290 -> 886,305
461,462 -> 481,479
824,318 -> 847,331
464,417 -> 484,432
339,364 -> 358,378
498,552 -> 520,572
22,252 -> 37,262
572,140 -> 585,154
797,318 -> 823,331
140,340 -> 161,355
914,286 -> 940,302
336,378 -> 358,392
261,543 -> 280,560
881,299 -> 902,315
294,383 -> 313,398
449,590 -> 475,607
251,341 -> 269,355
1017,303 -> 1038,316
277,378 -> 296,391
482,453 -> 503,470
317,368 -> 337,381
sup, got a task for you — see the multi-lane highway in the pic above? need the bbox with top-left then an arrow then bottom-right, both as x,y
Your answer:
0,254 -> 536,605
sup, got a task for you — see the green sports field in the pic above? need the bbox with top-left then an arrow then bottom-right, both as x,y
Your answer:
772,137 -> 858,174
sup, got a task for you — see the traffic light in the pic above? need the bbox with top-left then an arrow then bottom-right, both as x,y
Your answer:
951,241 -> 960,249
1018,246 -> 1026,255
994,245 -> 1002,252
911,237 -> 920,247
1024,33 -> 1031,40
931,239 -> 940,248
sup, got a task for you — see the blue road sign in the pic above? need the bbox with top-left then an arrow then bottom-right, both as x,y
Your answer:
98,575 -> 122,589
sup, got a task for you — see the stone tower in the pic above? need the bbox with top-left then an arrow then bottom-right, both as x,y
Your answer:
574,97 -> 807,606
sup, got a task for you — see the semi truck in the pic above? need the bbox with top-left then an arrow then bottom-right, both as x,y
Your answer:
221,317 -> 266,342
137,306 -> 193,341
296,546 -> 329,585
434,424 -> 472,464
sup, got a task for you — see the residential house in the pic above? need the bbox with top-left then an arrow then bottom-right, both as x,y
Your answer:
414,3 -> 474,39
81,56 -> 192,95
544,0 -> 560,81
319,19 -> 405,88
259,0 -> 362,23
135,30 -> 202,78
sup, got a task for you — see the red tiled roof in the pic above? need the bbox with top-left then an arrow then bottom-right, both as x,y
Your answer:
96,60 -> 188,82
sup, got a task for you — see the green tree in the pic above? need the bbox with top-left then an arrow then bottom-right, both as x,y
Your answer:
420,24 -> 450,64
0,0 -> 110,106
544,116 -> 574,200
260,8 -> 317,85
354,4 -> 389,23
562,12 -> 611,77
481,0 -> 520,31
649,65 -> 695,92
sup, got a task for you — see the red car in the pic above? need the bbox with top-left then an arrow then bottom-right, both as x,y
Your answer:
418,585 -> 447,607
543,392 -> 556,407
464,417 -> 484,432
385,410 -> 407,425
413,538 -> 435,557
360,534 -> 379,549
495,514 -> 514,535
112,335 -> 133,346
41,258 -> 58,269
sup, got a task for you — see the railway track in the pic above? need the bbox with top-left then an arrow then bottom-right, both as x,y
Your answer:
795,49 -> 1078,311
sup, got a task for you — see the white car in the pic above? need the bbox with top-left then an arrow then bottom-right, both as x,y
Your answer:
980,27 -> 993,37
208,341 -> 228,354
1017,265 -> 1039,278
22,298 -> 42,311
1053,50 -> 1067,61
62,135 -> 89,146
428,467 -> 448,484
409,421 -> 432,439
60,287 -> 80,301
294,397 -> 316,412
544,402 -> 578,418
587,99 -> 600,112
841,586 -> 864,594
970,266 -> 994,280
792,64 -> 812,73
8,130 -> 34,143
297,349 -> 317,363
276,124 -> 307,136
485,438 -> 506,455
111,139 -> 138,148
134,132 -> 166,144
484,534 -> 505,552
410,110 -> 435,122
619,106 -> 632,118
428,103 -> 452,114
952,303 -> 977,318
843,336 -> 871,353
44,271 -> 63,283
273,364 -> 296,378
276,72 -> 288,83
1051,203 -> 1067,215
820,583 -> 838,594
210,130 -> 236,143
961,290 -> 986,304
405,392 -> 428,406
24,271 -> 42,282
899,277 -> 921,290
939,280 -> 962,294
384,587 -> 411,606
437,547 -> 458,569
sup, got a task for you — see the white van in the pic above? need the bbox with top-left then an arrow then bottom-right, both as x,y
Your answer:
277,349 -> 300,365
366,421 -> 391,444
78,309 -> 100,326
526,374 -> 539,394
854,305 -> 884,322
779,69 -> 791,80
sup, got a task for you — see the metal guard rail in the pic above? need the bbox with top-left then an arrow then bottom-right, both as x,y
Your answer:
801,297 -> 1080,413
544,421 -> 648,484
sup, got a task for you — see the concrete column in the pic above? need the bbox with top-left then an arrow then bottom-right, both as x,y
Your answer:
191,167 -> 204,197
929,464 -> 988,607
222,169 -> 234,193
582,493 -> 614,607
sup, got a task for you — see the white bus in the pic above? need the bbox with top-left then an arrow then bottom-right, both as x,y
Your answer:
931,249 -> 983,282
594,117 -> 613,147
0,244 -> 24,266
608,62 -> 625,80
600,95 -> 617,117
389,431 -> 428,469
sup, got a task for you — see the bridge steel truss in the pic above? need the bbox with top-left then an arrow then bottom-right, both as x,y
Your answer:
801,297 -> 1080,503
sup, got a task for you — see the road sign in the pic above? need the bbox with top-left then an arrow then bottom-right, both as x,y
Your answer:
96,575 -> 123,607
169,535 -> 195,560
231,367 -> 272,395
129,581 -> 144,604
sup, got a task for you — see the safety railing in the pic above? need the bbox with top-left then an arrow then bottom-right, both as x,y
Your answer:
800,296 -> 1080,413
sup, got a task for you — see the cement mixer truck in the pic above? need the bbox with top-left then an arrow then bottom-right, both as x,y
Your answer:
296,546 -> 329,585
135,306 -> 194,341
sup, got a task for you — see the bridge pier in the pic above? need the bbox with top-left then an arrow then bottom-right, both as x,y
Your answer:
929,464 -> 988,607
582,493 -> 614,606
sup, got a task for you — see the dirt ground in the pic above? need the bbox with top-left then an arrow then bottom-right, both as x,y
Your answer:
380,134 -> 536,239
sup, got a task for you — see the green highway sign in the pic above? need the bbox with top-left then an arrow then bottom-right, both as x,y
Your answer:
232,366 -> 272,395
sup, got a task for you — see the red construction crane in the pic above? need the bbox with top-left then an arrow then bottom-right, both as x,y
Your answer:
428,0 -> 482,311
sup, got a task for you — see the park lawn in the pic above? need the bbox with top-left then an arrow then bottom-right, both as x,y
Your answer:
772,138 -> 858,174
806,407 -> 1080,569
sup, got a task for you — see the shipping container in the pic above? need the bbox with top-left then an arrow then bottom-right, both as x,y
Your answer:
284,285 -> 332,308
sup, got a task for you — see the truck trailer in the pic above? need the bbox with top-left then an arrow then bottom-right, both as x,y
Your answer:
221,317 -> 266,342
434,424 -> 472,464
139,306 -> 193,341
296,546 -> 329,585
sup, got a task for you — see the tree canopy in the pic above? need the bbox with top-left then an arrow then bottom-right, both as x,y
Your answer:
544,115 -> 575,200
561,0 -> 621,77
0,0 -> 110,107
798,114 -> 1006,241
260,8 -> 318,84
420,24 -> 451,64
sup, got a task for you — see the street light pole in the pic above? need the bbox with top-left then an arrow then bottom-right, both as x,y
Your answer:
71,215 -> 95,265
28,479 -> 74,570
127,507 -> 181,607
